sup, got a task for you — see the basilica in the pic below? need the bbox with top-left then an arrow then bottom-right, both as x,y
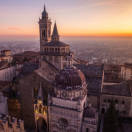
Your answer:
35,5 -> 98,132
39,6 -> 73,70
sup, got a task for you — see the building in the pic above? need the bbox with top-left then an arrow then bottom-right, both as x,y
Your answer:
15,5 -> 99,131
100,64 -> 132,117
0,114 -> 25,132
39,6 -> 73,70
0,92 -> 8,115
0,50 -> 13,63
48,67 -> 98,132
121,63 -> 132,80
0,64 -> 23,81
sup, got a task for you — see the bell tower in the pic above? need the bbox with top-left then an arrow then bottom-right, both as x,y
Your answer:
39,5 -> 52,51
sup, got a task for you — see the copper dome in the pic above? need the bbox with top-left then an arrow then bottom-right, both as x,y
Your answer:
55,67 -> 86,90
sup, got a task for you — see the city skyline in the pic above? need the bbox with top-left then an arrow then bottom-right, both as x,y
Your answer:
0,0 -> 132,37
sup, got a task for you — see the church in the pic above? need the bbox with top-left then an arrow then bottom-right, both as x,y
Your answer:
35,5 -> 98,132
39,5 -> 73,70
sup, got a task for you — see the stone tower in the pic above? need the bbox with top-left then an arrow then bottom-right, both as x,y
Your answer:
41,22 -> 73,70
39,5 -> 52,51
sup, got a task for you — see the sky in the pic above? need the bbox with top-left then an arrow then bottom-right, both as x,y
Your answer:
0,0 -> 132,37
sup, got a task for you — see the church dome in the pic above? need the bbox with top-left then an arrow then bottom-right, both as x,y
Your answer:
55,67 -> 86,90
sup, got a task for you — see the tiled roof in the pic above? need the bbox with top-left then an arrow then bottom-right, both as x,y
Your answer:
44,41 -> 69,47
0,62 -> 9,70
55,67 -> 86,90
75,64 -> 103,95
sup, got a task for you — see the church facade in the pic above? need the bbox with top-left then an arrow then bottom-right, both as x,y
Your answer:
38,6 -> 98,132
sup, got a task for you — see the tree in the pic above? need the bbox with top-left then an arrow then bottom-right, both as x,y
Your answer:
103,101 -> 119,132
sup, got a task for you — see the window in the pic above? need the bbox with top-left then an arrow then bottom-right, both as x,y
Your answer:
42,30 -> 46,39
86,128 -> 89,132
122,101 -> 125,104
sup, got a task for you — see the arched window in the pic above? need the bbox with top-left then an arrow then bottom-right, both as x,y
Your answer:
42,30 -> 46,39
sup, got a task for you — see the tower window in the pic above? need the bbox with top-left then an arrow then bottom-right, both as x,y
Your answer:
48,30 -> 50,37
42,30 -> 46,39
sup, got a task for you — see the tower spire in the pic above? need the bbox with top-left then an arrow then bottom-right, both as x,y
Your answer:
44,4 -> 46,12
42,4 -> 48,18
38,82 -> 43,101
52,22 -> 59,41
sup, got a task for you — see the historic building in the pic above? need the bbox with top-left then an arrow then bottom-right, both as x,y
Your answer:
121,63 -> 132,80
48,67 -> 98,132
0,92 -> 8,115
0,114 -> 25,132
0,50 -> 12,63
100,64 -> 132,117
39,6 -> 73,70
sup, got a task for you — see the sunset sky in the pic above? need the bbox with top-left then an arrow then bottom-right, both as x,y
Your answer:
0,0 -> 132,37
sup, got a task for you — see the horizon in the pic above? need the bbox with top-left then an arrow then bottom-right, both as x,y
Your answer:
0,0 -> 132,37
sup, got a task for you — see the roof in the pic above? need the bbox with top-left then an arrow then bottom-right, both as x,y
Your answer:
20,63 -> 39,75
52,22 -> 59,41
75,64 -> 103,77
55,67 -> 86,90
44,41 -> 69,47
13,51 -> 40,64
104,64 -> 121,72
75,64 -> 103,95
87,77 -> 102,95
102,80 -> 132,96
0,61 -> 9,70
1,50 -> 11,52
124,63 -> 132,69
103,64 -> 122,83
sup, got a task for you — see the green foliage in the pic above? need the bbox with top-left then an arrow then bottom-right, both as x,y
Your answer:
103,102 -> 119,132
